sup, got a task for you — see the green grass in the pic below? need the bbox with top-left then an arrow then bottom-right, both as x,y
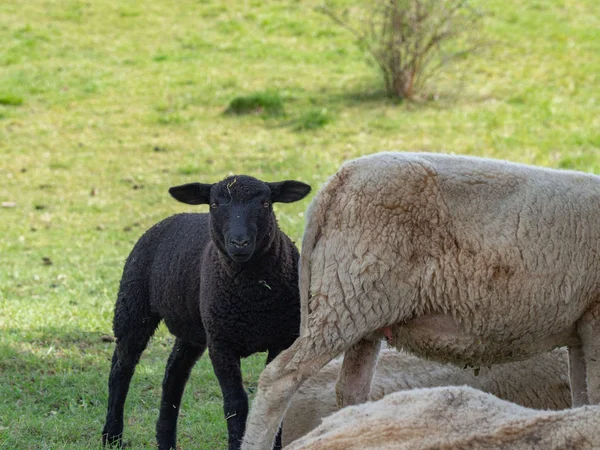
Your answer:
0,94 -> 24,106
1,0 -> 600,448
293,107 -> 332,131
225,91 -> 285,116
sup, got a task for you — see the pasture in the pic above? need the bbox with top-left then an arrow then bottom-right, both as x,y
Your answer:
1,0 -> 599,448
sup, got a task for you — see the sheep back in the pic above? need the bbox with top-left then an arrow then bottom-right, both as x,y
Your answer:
114,213 -> 209,342
282,347 -> 571,446
285,385 -> 600,450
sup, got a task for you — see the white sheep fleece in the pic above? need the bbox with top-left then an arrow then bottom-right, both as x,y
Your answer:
281,347 -> 571,446
242,152 -> 600,450
285,386 -> 600,450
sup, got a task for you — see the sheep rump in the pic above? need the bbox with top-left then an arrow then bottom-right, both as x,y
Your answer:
285,385 -> 600,450
242,152 -> 600,449
299,152 -> 600,365
281,347 -> 571,446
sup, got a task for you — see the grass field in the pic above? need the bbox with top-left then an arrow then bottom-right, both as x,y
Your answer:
1,0 -> 599,448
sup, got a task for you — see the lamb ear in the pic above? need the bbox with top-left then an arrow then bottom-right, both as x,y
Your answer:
169,182 -> 212,205
268,180 -> 311,203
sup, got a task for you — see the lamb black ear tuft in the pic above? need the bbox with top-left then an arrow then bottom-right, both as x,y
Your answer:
169,182 -> 212,205
268,181 -> 312,203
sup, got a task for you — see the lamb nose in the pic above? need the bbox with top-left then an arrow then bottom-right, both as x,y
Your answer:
230,237 -> 250,248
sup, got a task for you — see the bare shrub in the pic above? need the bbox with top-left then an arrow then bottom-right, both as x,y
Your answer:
319,0 -> 486,100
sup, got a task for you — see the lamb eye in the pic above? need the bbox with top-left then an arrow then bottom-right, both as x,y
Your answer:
211,203 -> 218,209
263,202 -> 270,208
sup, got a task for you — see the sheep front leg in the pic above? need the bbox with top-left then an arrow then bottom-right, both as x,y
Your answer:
242,336 -> 343,450
209,345 -> 248,450
156,339 -> 205,450
335,338 -> 381,409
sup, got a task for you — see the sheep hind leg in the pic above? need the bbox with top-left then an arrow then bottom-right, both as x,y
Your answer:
265,349 -> 285,450
156,339 -> 206,450
335,338 -> 381,409
568,344 -> 588,406
578,302 -> 600,405
102,313 -> 161,447
241,335 -> 345,450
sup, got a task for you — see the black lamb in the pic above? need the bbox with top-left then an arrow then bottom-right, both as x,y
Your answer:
101,175 -> 311,450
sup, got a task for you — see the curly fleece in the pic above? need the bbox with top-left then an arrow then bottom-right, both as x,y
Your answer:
281,347 -> 571,446
242,152 -> 600,450
285,386 -> 600,450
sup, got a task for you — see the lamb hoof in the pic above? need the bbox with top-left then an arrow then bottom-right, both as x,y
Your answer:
102,433 -> 128,448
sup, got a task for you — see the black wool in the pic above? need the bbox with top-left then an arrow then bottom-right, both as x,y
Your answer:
102,175 -> 311,450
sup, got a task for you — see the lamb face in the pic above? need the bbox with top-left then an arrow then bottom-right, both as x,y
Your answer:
169,176 -> 310,263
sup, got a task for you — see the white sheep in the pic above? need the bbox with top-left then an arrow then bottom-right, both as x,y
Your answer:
242,152 -> 600,450
281,347 -> 571,446
285,386 -> 600,450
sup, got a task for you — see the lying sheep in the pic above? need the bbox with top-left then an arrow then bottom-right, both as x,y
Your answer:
285,386 -> 600,450
101,175 -> 311,450
242,152 -> 600,449
281,347 -> 571,446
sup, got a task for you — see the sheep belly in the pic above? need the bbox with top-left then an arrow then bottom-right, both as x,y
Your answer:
392,313 -> 579,366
